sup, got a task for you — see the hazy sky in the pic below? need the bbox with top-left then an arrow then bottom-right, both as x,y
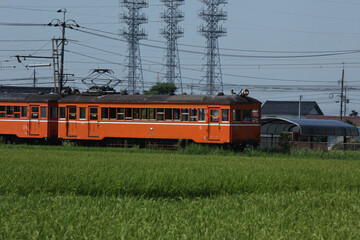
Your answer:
0,0 -> 360,115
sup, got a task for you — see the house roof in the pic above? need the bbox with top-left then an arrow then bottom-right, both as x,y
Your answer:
262,101 -> 324,116
261,117 -> 359,136
306,115 -> 360,126
0,86 -> 55,94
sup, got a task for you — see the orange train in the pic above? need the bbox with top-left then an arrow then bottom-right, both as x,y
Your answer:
0,93 -> 261,148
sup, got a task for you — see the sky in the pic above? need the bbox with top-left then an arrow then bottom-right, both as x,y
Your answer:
0,0 -> 360,116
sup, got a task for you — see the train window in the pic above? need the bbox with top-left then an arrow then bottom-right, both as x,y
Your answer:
165,109 -> 172,121
190,109 -> 198,122
0,106 -> 5,111
141,108 -> 148,120
14,114 -> 20,118
181,108 -> 189,121
198,109 -> 206,121
59,107 -> 66,119
233,109 -> 241,122
222,109 -> 229,122
243,109 -> 251,123
101,108 -> 109,120
31,107 -> 39,119
157,108 -> 164,121
21,107 -> 27,118
149,108 -> 156,120
109,108 -> 116,120
173,109 -> 180,121
0,113 -> 5,118
117,108 -> 124,120
7,106 -> 13,115
133,108 -> 140,120
252,109 -> 259,123
41,107 -> 47,118
51,107 -> 58,119
125,108 -> 132,120
90,108 -> 98,114
79,107 -> 86,120
14,106 -> 20,113
69,107 -> 76,120
210,109 -> 219,123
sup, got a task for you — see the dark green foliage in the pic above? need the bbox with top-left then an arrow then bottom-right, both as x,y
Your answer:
143,82 -> 177,95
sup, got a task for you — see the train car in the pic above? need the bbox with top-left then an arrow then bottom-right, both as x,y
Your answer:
57,94 -> 261,148
0,93 -> 61,142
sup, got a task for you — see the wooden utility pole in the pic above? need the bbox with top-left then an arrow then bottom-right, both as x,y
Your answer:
58,9 -> 67,94
340,66 -> 345,121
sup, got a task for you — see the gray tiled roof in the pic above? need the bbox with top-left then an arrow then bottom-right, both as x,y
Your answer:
262,101 -> 324,115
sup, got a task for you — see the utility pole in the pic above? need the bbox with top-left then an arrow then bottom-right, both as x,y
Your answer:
340,65 -> 345,121
298,95 -> 302,119
58,8 -> 66,94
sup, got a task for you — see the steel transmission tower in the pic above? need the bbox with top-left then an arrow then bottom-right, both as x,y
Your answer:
160,0 -> 184,93
119,0 -> 148,94
198,0 -> 227,95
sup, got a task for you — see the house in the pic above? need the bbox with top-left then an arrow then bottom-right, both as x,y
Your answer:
0,86 -> 55,94
306,115 -> 360,126
262,101 -> 324,119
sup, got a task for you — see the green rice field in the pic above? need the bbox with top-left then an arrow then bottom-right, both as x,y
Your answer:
1,145 -> 360,239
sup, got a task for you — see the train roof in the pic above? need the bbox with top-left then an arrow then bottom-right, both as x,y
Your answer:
0,93 -> 62,102
58,94 -> 261,105
0,93 -> 261,105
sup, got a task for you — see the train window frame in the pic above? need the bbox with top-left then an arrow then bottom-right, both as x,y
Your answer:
89,107 -> 98,121
79,107 -> 86,120
7,106 -> 13,116
117,108 -> 124,120
157,108 -> 164,121
125,108 -> 132,120
232,109 -> 241,123
101,108 -> 109,120
0,106 -> 6,118
190,108 -> 198,122
210,109 -> 219,123
181,108 -> 189,121
222,109 -> 229,122
109,108 -> 116,120
21,106 -> 28,118
252,109 -> 259,123
14,106 -> 20,113
198,109 -> 206,122
50,107 -> 58,119
59,107 -> 66,119
41,107 -> 47,118
141,108 -> 148,121
68,107 -> 76,120
149,108 -> 156,121
165,108 -> 172,121
173,108 -> 180,121
133,108 -> 140,120
243,109 -> 252,123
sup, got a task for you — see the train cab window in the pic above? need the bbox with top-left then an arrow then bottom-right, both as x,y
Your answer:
252,109 -> 259,123
165,109 -> 172,121
79,107 -> 86,120
41,107 -> 47,118
0,106 -> 6,118
101,108 -> 109,120
90,108 -> 98,120
7,106 -> 13,115
69,107 -> 76,120
117,108 -> 124,120
31,107 -> 39,119
59,107 -> 66,119
109,108 -> 116,120
190,109 -> 198,122
198,109 -> 206,121
173,109 -> 180,121
243,109 -> 251,123
157,108 -> 164,121
149,108 -> 156,120
133,108 -> 140,120
14,106 -> 21,118
233,109 -> 241,122
125,108 -> 132,120
181,108 -> 189,121
51,107 -> 58,119
21,107 -> 28,118
210,109 -> 219,123
222,109 -> 229,122
141,108 -> 148,120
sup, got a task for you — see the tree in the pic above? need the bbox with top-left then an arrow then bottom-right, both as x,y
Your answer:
349,110 -> 358,117
143,83 -> 177,95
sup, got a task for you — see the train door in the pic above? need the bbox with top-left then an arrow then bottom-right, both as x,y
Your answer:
208,107 -> 220,141
66,106 -> 77,137
88,106 -> 99,137
29,105 -> 40,136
